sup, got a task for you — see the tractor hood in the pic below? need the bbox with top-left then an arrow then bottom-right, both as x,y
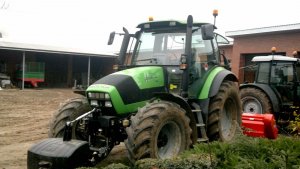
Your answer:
86,66 -> 166,114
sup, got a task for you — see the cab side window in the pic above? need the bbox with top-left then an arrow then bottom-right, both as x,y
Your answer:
257,62 -> 270,83
296,64 -> 300,81
271,62 -> 294,84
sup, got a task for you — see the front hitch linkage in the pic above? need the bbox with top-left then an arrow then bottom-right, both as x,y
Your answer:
63,108 -> 96,141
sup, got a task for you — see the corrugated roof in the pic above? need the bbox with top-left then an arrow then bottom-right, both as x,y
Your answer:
226,23 -> 300,38
252,55 -> 298,62
0,40 -> 117,58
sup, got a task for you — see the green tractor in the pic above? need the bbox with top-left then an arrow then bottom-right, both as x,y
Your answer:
28,14 -> 241,168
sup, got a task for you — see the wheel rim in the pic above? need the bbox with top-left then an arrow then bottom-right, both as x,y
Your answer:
242,96 -> 262,114
157,121 -> 181,159
220,98 -> 235,139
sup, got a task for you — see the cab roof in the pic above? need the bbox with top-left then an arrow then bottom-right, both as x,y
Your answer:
137,20 -> 213,30
252,55 -> 299,62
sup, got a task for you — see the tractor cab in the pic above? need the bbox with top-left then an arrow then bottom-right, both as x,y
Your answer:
252,55 -> 300,106
109,17 -> 231,98
133,20 -> 220,95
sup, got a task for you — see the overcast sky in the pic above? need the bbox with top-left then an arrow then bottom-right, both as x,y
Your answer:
0,0 -> 299,53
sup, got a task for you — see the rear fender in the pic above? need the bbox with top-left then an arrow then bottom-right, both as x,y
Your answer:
240,83 -> 280,112
209,69 -> 239,97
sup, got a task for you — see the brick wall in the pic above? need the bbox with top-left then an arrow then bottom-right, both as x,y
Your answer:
223,31 -> 300,82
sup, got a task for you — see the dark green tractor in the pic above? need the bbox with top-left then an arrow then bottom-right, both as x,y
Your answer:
240,51 -> 300,132
28,15 -> 241,168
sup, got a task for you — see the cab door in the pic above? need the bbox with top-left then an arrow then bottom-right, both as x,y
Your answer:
270,62 -> 295,105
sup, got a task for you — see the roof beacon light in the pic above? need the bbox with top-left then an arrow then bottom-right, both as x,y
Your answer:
271,47 -> 277,63
213,9 -> 218,26
293,50 -> 297,57
149,16 -> 153,21
271,47 -> 276,53
213,9 -> 218,17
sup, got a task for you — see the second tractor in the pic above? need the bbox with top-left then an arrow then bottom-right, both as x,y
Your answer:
240,48 -> 300,132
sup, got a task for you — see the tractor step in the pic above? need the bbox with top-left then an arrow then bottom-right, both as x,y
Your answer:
197,138 -> 209,142
196,123 -> 205,127
192,103 -> 209,142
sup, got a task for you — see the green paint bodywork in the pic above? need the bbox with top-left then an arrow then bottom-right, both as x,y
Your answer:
198,67 -> 225,99
86,65 -> 226,114
86,66 -> 165,114
114,66 -> 164,89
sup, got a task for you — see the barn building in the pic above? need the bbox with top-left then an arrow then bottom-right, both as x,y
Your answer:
0,41 -> 116,89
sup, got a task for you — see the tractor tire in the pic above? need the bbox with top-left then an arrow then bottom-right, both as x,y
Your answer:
240,87 -> 272,114
48,97 -> 92,140
125,101 -> 192,163
207,81 -> 241,141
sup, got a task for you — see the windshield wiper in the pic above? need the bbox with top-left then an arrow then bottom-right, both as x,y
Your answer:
136,57 -> 158,63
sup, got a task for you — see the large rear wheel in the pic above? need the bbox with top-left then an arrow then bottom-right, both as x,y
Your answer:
207,81 -> 242,141
48,97 -> 92,139
125,101 -> 192,163
240,87 -> 272,114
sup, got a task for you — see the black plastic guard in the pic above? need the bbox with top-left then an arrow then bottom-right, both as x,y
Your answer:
27,138 -> 90,169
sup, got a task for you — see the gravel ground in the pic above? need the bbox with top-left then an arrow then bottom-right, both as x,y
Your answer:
0,88 -> 127,169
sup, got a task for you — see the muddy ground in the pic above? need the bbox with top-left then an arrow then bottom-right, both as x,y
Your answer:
0,88 -> 126,169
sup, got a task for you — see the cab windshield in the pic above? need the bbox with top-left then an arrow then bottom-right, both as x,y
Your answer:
133,29 -> 214,66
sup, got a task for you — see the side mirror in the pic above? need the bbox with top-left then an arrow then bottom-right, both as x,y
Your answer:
107,31 -> 116,45
201,24 -> 214,40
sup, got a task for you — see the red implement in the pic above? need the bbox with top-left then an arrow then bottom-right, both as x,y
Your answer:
242,113 -> 278,139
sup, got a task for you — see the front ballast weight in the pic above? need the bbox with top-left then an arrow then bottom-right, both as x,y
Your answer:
27,108 -> 113,169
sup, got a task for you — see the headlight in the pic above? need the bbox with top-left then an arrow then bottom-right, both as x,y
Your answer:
87,92 -> 110,100
99,93 -> 105,99
87,92 -> 93,98
90,100 -> 99,107
105,101 -> 112,107
87,92 -> 112,108
105,93 -> 110,99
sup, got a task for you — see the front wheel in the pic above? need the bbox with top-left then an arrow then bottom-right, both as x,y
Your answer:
125,101 -> 192,163
207,81 -> 242,141
48,97 -> 92,139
